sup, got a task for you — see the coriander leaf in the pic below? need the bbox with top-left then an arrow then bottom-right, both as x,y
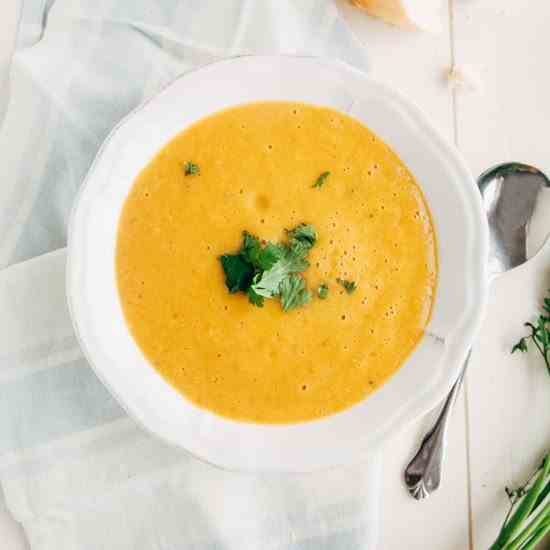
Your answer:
257,242 -> 285,271
251,246 -> 309,298
220,223 -> 317,312
512,338 -> 528,354
184,161 -> 200,176
247,287 -> 264,308
280,274 -> 311,311
219,254 -> 254,293
312,171 -> 330,189
286,224 -> 317,266
318,283 -> 329,300
240,231 -> 262,266
337,278 -> 357,294
288,239 -> 311,262
287,223 -> 317,249
512,291 -> 550,376
537,316 -> 549,348
240,233 -> 283,271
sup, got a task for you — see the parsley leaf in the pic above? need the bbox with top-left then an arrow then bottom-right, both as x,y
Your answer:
280,274 -> 311,311
312,171 -> 330,189
337,278 -> 357,294
318,283 -> 329,300
184,161 -> 200,176
219,254 -> 254,293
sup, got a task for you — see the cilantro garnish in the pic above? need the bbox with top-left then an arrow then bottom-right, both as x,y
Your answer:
246,287 -> 265,308
312,171 -> 330,189
337,278 -> 357,294
512,292 -> 550,374
184,161 -> 200,176
219,224 -> 317,311
280,274 -> 311,312
318,283 -> 329,300
219,254 -> 254,293
287,224 -> 317,246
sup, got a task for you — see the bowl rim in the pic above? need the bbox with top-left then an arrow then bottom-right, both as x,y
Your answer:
66,54 -> 489,472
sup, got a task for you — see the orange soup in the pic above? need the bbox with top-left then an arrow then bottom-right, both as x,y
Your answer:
116,102 -> 437,423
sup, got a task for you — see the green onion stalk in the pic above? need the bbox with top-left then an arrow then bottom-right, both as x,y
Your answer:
491,291 -> 550,549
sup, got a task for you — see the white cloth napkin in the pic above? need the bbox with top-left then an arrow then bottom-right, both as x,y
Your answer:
0,1 -> 380,549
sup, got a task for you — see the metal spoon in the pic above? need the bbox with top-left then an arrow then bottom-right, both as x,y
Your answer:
404,162 -> 550,500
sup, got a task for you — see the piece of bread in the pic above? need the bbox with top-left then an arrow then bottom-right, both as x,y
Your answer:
351,0 -> 442,31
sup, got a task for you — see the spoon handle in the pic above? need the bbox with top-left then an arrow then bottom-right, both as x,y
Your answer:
404,350 -> 472,499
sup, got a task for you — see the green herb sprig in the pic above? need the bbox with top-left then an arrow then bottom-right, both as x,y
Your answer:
512,292 -> 550,375
490,290 -> 550,549
490,453 -> 550,550
184,161 -> 200,176
337,278 -> 357,294
318,283 -> 329,300
312,171 -> 330,189
219,224 -> 317,311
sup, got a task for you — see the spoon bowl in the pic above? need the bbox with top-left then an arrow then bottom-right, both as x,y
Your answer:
480,163 -> 550,278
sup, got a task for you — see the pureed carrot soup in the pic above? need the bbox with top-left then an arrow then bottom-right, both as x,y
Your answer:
116,102 -> 437,423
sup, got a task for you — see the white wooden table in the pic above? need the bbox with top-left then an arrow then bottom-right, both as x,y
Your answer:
1,1 -> 549,548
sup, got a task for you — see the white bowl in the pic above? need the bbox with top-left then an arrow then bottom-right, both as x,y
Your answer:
67,55 -> 488,472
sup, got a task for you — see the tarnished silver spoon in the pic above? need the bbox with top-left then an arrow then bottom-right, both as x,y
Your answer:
404,162 -> 550,500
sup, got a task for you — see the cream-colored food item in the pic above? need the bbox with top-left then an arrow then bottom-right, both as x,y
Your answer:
351,0 -> 443,31
116,101 -> 437,423
447,64 -> 483,94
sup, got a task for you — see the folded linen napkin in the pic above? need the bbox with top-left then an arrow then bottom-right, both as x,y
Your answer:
0,1 -> 380,549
